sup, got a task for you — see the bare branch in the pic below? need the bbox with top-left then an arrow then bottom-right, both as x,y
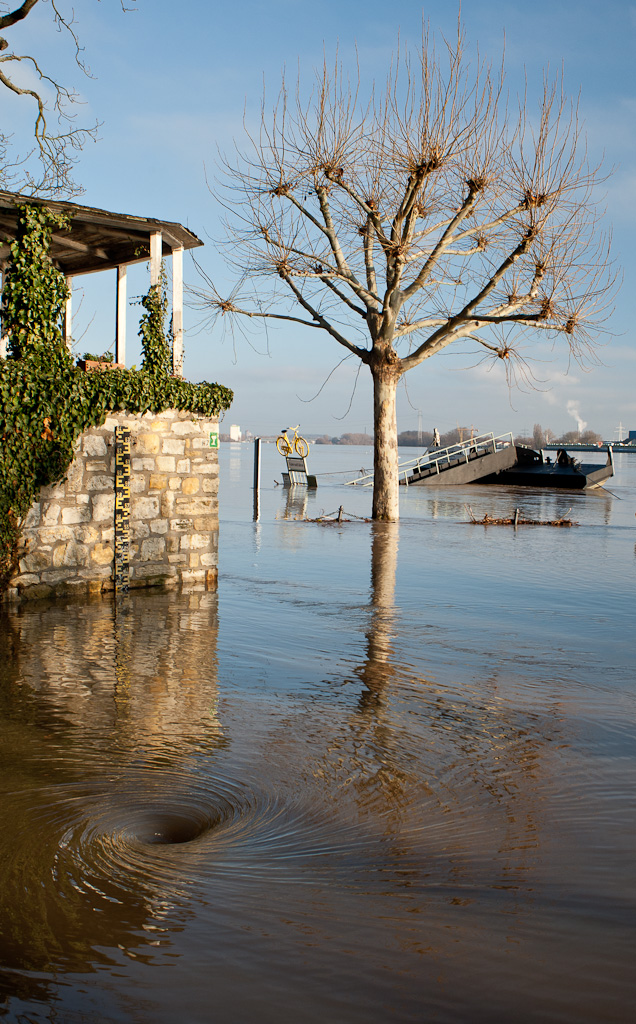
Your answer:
0,0 -> 133,196
0,0 -> 40,34
321,277 -> 368,318
280,271 -> 370,358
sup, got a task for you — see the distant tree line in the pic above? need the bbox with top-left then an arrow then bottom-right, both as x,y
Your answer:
221,424 -> 604,447
314,423 -> 604,447
316,427 -> 474,447
315,433 -> 375,445
515,423 -> 603,448
396,428 -> 471,447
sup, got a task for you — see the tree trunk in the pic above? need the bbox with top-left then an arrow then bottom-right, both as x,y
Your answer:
371,368 -> 400,521
358,521 -> 399,713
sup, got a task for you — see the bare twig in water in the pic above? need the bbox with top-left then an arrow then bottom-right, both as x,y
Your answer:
302,506 -> 371,524
465,504 -> 576,526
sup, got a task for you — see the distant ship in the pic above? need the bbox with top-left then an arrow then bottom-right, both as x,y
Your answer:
544,430 -> 636,453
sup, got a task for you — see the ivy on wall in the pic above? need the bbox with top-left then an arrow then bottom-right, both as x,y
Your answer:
0,203 -> 233,592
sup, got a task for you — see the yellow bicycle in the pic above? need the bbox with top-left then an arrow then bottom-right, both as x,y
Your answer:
276,425 -> 309,459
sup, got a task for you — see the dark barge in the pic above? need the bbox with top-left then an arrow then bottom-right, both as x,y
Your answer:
351,434 -> 615,491
480,446 -> 614,489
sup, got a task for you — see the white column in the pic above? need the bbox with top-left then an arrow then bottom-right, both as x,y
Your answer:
64,278 -> 73,351
150,231 -> 162,287
172,245 -> 184,377
116,265 -> 127,366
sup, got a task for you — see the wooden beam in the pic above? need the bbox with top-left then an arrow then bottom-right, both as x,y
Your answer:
51,232 -> 109,261
150,231 -> 162,287
116,265 -> 127,366
172,245 -> 184,377
64,278 -> 72,350
160,227 -> 185,250
0,216 -> 19,233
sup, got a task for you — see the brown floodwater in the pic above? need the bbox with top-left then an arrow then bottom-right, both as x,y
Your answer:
0,446 -> 635,1022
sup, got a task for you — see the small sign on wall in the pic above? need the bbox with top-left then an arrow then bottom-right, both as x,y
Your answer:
209,431 -> 219,449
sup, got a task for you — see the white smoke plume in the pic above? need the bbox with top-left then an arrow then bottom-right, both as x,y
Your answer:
566,400 -> 587,433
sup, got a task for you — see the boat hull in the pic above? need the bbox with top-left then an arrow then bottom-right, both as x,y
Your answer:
479,447 -> 614,490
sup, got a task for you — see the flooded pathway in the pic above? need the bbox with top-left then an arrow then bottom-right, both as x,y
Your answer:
1,447 -> 635,1022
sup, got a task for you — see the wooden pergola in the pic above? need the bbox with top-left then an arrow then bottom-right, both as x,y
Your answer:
0,190 -> 203,374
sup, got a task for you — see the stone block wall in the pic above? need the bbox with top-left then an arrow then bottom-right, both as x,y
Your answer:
6,409 -> 220,602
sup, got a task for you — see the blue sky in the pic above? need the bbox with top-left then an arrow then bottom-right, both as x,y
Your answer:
3,0 -> 635,439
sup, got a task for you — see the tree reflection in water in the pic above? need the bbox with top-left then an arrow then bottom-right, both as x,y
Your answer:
327,520 -> 551,906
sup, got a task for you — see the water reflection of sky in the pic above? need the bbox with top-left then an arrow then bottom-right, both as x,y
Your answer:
0,446 -> 635,1022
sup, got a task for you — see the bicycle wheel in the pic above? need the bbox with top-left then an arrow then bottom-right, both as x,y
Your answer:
294,436 -> 309,458
276,436 -> 292,457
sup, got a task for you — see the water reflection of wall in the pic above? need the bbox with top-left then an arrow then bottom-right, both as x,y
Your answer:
0,591 -> 223,993
2,590 -> 222,751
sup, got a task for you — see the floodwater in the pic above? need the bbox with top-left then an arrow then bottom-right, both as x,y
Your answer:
1,444 -> 635,1023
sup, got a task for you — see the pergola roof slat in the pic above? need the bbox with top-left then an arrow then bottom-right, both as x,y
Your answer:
0,189 -> 203,277
50,232 -> 110,261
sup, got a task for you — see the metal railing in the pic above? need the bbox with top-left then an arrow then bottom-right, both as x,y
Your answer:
346,432 -> 515,487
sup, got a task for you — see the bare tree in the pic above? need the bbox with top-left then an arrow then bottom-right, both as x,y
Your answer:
198,24 -> 614,520
0,0 -> 134,195
532,422 -> 546,449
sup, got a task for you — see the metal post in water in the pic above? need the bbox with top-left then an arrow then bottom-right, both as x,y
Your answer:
253,437 -> 261,522
514,508 -> 519,528
253,437 -> 261,490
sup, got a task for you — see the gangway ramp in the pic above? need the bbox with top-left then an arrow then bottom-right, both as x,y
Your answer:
346,432 -> 517,488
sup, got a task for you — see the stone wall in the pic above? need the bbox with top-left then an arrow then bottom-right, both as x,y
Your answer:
5,409 -> 219,602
